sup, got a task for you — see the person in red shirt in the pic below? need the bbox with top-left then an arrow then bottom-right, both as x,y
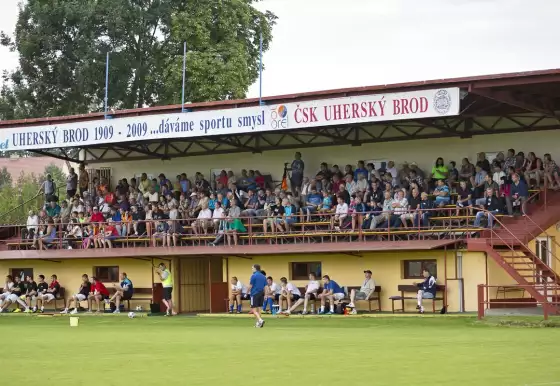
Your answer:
90,207 -> 104,223
87,276 -> 110,313
99,218 -> 119,248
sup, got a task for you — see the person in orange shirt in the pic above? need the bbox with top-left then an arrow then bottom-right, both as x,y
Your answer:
87,276 -> 110,313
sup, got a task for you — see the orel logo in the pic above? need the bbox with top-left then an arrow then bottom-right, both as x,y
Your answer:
271,105 -> 288,129
0,138 -> 9,150
433,89 -> 452,115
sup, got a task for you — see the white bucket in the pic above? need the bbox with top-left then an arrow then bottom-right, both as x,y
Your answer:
69,317 -> 79,327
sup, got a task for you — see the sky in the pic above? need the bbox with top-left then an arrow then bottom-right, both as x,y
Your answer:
1,0 -> 560,99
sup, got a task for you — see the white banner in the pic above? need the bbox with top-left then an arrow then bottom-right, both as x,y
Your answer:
0,88 -> 459,151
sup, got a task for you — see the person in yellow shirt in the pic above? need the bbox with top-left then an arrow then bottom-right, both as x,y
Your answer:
156,263 -> 176,316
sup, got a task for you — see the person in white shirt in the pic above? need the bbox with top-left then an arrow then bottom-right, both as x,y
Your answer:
355,173 -> 368,193
192,205 -> 212,235
492,164 -> 506,186
262,276 -> 281,313
386,161 -> 399,186
348,270 -> 376,314
392,189 -> 408,216
212,201 -> 225,230
229,276 -> 249,313
0,275 -> 15,309
278,277 -> 301,313
25,210 -> 39,239
331,196 -> 349,230
284,272 -> 321,315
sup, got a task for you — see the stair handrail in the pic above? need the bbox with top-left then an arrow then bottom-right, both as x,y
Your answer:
486,210 -> 559,281
520,202 -> 560,271
0,192 -> 42,222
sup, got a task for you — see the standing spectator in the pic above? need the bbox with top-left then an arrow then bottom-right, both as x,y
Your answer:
459,158 -> 475,181
66,168 -> 78,198
39,174 -> 57,202
409,162 -> 425,181
503,149 -> 516,171
385,161 -> 398,187
429,158 -> 448,188
472,165 -> 488,199
288,152 -> 304,196
543,153 -> 560,189
474,188 -> 502,228
525,152 -> 543,188
448,161 -> 459,185
476,152 -> 491,173
78,164 -> 89,195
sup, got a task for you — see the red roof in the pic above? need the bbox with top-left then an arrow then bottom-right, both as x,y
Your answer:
1,68 -> 560,128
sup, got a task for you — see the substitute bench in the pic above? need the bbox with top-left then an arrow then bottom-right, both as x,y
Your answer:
389,284 -> 445,313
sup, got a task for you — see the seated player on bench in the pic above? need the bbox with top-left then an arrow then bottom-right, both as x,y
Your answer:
61,274 -> 91,314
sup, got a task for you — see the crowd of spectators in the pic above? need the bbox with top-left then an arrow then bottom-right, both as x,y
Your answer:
20,148 -> 557,249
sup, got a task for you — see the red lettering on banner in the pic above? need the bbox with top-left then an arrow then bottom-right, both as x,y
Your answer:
324,106 -> 332,121
420,97 -> 428,112
295,104 -> 303,123
368,101 -> 377,117
343,104 -> 350,120
393,99 -> 401,115
309,107 -> 318,122
296,105 -> 319,123
401,99 -> 410,115
352,103 -> 359,119
360,102 -> 368,117
333,104 -> 342,120
409,97 -> 419,113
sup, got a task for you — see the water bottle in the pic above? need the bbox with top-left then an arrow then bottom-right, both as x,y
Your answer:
272,305 -> 279,315
310,303 -> 315,314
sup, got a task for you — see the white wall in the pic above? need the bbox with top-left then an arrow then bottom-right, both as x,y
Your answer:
91,130 -> 560,185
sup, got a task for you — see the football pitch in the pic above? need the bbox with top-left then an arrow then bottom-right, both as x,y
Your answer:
1,315 -> 559,386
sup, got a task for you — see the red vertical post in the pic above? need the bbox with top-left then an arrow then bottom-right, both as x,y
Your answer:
208,256 -> 213,314
543,283 -> 548,321
477,284 -> 485,320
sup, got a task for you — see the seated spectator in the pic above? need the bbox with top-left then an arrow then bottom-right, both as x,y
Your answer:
543,153 -> 560,189
318,275 -> 345,315
415,269 -> 437,314
99,219 -> 119,248
283,272 -> 320,315
391,189 -> 408,227
87,276 -> 110,313
45,200 -> 61,220
366,180 -> 383,203
275,198 -> 297,233
152,217 -> 170,247
212,201 -> 225,230
355,173 -> 368,193
229,276 -> 249,313
348,269 -> 376,313
492,164 -> 506,186
459,158 -> 475,181
263,197 -> 283,235
23,210 -> 39,240
35,274 -> 60,313
1,275 -> 30,313
401,188 -> 421,228
31,274 -> 48,312
345,174 -> 357,195
507,173 -> 529,215
369,191 -> 394,229
262,276 -> 281,313
241,189 -> 259,217
455,180 -> 473,216
318,190 -> 333,219
36,217 -> 56,250
301,187 -> 322,222
61,274 -> 91,314
60,200 -> 71,224
331,196 -> 349,231
109,272 -> 134,314
351,195 -> 366,231
277,277 -> 301,314
192,204 -> 212,235
225,199 -> 245,247
522,152 -> 541,187
433,179 -> 450,207
414,192 -> 434,228
474,188 -> 502,228
475,175 -> 499,206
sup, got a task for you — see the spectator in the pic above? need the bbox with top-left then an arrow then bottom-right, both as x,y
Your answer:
39,174 -> 57,202
366,162 -> 381,182
99,219 -> 119,248
508,173 -> 529,216
71,197 -> 84,214
430,157 -> 449,186
476,152 -> 491,173
225,199 -> 245,247
409,162 -> 425,180
229,276 -> 249,313
275,198 -> 297,233
345,174 -> 357,195
152,216 -> 170,247
301,187 -> 322,222
35,274 -> 60,313
61,274 -> 91,314
212,201 -> 225,230
492,164 -> 506,186
263,197 -> 283,235
87,276 -> 110,313
351,195 -> 366,231
503,149 -> 516,171
284,272 -> 320,315
543,153 -> 560,189
433,179 -> 450,207
355,173 -> 368,193
401,188 -> 421,228
0,275 -> 15,312
415,269 -> 437,314
455,180 -> 473,216
369,191 -> 394,229
288,151 -> 305,195
241,190 -> 259,217
348,270 -> 376,313
78,164 -> 89,195
66,168 -> 78,198
36,217 -> 56,250
415,192 -> 434,228
331,196 -> 349,231
386,161 -> 398,186
318,275 -> 345,315
45,201 -> 61,219
2,275 -> 30,313
472,165 -> 487,198
331,164 -> 344,181
474,188 -> 502,228
192,203 -> 212,235
475,174 -> 499,206
277,277 -> 301,314
448,161 -> 459,185
525,152 -> 543,188
459,158 -> 475,181
24,210 -> 39,240
392,189 -> 408,227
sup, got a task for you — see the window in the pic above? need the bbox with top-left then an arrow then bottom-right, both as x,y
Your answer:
94,266 -> 119,282
10,268 -> 33,280
403,260 -> 437,279
290,262 -> 321,280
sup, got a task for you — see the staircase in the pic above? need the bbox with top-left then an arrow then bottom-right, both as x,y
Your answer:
468,190 -> 560,314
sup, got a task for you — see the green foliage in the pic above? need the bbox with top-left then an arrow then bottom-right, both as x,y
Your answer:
0,0 -> 277,120
0,166 -> 12,188
0,171 -> 42,224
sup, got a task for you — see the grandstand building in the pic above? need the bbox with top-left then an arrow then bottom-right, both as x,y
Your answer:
0,69 -> 559,316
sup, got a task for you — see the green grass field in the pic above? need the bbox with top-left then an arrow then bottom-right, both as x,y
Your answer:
1,315 -> 559,386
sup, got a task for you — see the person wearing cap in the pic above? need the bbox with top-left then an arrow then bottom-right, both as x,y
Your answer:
348,270 -> 376,312
409,162 -> 425,180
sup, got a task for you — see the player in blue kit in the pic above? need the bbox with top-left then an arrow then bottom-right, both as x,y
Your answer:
246,264 -> 267,328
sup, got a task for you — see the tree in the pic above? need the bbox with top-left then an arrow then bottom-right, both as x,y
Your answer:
0,167 -> 12,188
0,172 -> 42,224
0,0 -> 277,120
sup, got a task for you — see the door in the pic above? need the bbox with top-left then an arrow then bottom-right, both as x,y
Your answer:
535,237 -> 554,301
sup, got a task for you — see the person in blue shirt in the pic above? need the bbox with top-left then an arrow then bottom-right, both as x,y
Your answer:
318,275 -> 345,314
301,187 -> 322,222
246,264 -> 267,328
108,272 -> 134,313
507,173 -> 529,215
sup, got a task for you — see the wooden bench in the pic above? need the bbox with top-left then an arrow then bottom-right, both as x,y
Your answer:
389,284 -> 445,313
108,287 -> 153,310
337,286 -> 382,312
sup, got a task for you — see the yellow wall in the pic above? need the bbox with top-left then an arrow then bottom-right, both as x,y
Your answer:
90,130 -> 560,187
226,250 -> 467,312
531,224 -> 559,273
0,257 -> 179,311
